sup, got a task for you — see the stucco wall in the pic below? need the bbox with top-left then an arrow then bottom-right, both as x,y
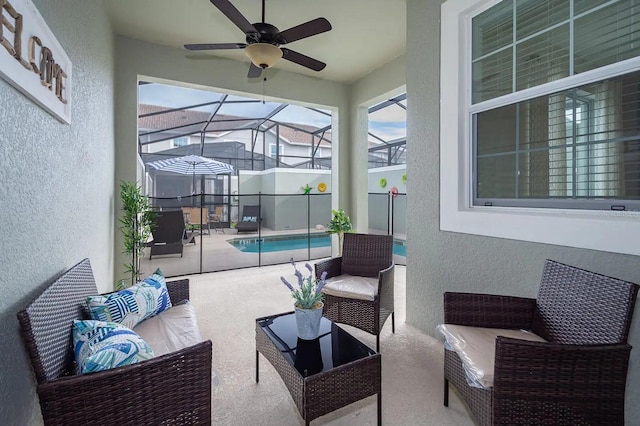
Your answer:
236,169 -> 332,231
405,0 -> 640,418
272,169 -> 331,231
0,0 -> 114,424
368,165 -> 407,234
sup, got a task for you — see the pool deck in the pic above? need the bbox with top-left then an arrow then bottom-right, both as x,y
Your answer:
141,227 -> 406,278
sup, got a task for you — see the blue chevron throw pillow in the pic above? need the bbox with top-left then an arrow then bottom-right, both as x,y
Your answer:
73,320 -> 155,374
86,269 -> 172,329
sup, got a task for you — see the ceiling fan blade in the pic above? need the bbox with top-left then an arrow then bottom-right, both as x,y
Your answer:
247,63 -> 263,78
185,54 -> 222,60
210,0 -> 258,36
184,43 -> 246,51
277,18 -> 332,44
281,48 -> 326,71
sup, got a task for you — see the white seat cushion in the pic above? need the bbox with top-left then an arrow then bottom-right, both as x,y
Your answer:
134,301 -> 203,356
437,324 -> 546,388
321,274 -> 378,301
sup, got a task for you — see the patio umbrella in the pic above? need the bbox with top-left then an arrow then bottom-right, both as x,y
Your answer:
147,154 -> 234,198
147,154 -> 234,176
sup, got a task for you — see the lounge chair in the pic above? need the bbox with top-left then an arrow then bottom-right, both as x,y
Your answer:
235,205 -> 261,233
148,210 -> 195,259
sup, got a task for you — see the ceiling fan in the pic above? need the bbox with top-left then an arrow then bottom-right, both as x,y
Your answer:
185,0 -> 332,78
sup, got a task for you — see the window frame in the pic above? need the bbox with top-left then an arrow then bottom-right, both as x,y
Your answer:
309,147 -> 322,158
269,143 -> 284,158
440,0 -> 640,257
172,136 -> 188,148
471,0 -> 640,210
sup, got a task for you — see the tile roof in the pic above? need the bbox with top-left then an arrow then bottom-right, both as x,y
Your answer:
138,104 -> 259,135
137,104 -> 389,149
138,104 -> 332,146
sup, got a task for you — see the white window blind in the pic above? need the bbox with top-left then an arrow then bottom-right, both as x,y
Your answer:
472,0 -> 640,209
472,0 -> 640,103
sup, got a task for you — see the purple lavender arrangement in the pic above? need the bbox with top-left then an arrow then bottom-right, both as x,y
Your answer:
281,258 -> 328,309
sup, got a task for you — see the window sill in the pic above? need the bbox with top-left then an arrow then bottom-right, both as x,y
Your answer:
440,203 -> 640,256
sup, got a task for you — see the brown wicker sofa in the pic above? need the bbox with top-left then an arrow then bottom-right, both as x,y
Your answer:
441,259 -> 639,425
17,258 -> 212,425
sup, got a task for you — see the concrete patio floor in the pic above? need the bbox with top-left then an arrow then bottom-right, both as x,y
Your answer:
184,263 -> 474,425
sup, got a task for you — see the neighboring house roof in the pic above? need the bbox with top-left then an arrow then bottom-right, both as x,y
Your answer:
138,104 -> 385,149
139,104 -> 332,147
264,124 -> 332,148
138,104 -> 260,137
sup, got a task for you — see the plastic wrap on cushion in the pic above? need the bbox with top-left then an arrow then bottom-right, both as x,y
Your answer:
321,275 -> 379,301
442,336 -> 453,351
437,323 -> 546,389
134,301 -> 203,356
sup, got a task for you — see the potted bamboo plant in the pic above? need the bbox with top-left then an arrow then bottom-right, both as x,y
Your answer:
326,208 -> 352,256
118,181 -> 155,289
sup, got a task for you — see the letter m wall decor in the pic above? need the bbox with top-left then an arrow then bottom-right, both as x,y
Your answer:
0,0 -> 72,123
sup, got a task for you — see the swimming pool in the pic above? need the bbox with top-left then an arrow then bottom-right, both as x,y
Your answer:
229,234 -> 406,256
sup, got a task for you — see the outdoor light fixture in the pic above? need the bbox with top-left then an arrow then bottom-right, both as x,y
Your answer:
244,43 -> 283,69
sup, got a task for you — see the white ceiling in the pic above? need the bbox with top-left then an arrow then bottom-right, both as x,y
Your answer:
106,0 -> 407,84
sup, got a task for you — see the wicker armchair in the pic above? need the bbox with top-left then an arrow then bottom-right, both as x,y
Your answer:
442,259 -> 639,425
314,233 -> 394,352
17,258 -> 212,425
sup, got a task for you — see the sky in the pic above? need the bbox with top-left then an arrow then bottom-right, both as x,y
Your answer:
138,82 -> 406,142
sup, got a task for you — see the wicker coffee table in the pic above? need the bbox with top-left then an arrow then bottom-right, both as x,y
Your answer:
256,312 -> 382,425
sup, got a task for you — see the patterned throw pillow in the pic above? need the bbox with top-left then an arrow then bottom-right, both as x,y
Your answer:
86,270 -> 172,329
73,320 -> 155,374
242,216 -> 257,222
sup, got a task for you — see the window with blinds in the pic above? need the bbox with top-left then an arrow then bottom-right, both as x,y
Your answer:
172,136 -> 188,148
472,0 -> 640,210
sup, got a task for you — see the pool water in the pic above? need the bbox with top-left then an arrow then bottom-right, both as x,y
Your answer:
229,234 -> 406,256
394,240 -> 406,256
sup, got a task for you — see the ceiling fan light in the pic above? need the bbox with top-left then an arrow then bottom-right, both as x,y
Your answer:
244,43 -> 283,69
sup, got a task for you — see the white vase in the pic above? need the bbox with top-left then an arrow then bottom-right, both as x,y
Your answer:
294,302 -> 324,340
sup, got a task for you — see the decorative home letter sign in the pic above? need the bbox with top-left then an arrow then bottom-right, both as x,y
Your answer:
0,0 -> 72,123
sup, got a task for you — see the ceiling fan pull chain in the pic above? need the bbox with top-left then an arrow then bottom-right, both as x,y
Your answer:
262,77 -> 267,104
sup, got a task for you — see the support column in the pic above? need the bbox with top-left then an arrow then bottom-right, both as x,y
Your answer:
350,105 -> 370,232
331,108 -> 349,256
